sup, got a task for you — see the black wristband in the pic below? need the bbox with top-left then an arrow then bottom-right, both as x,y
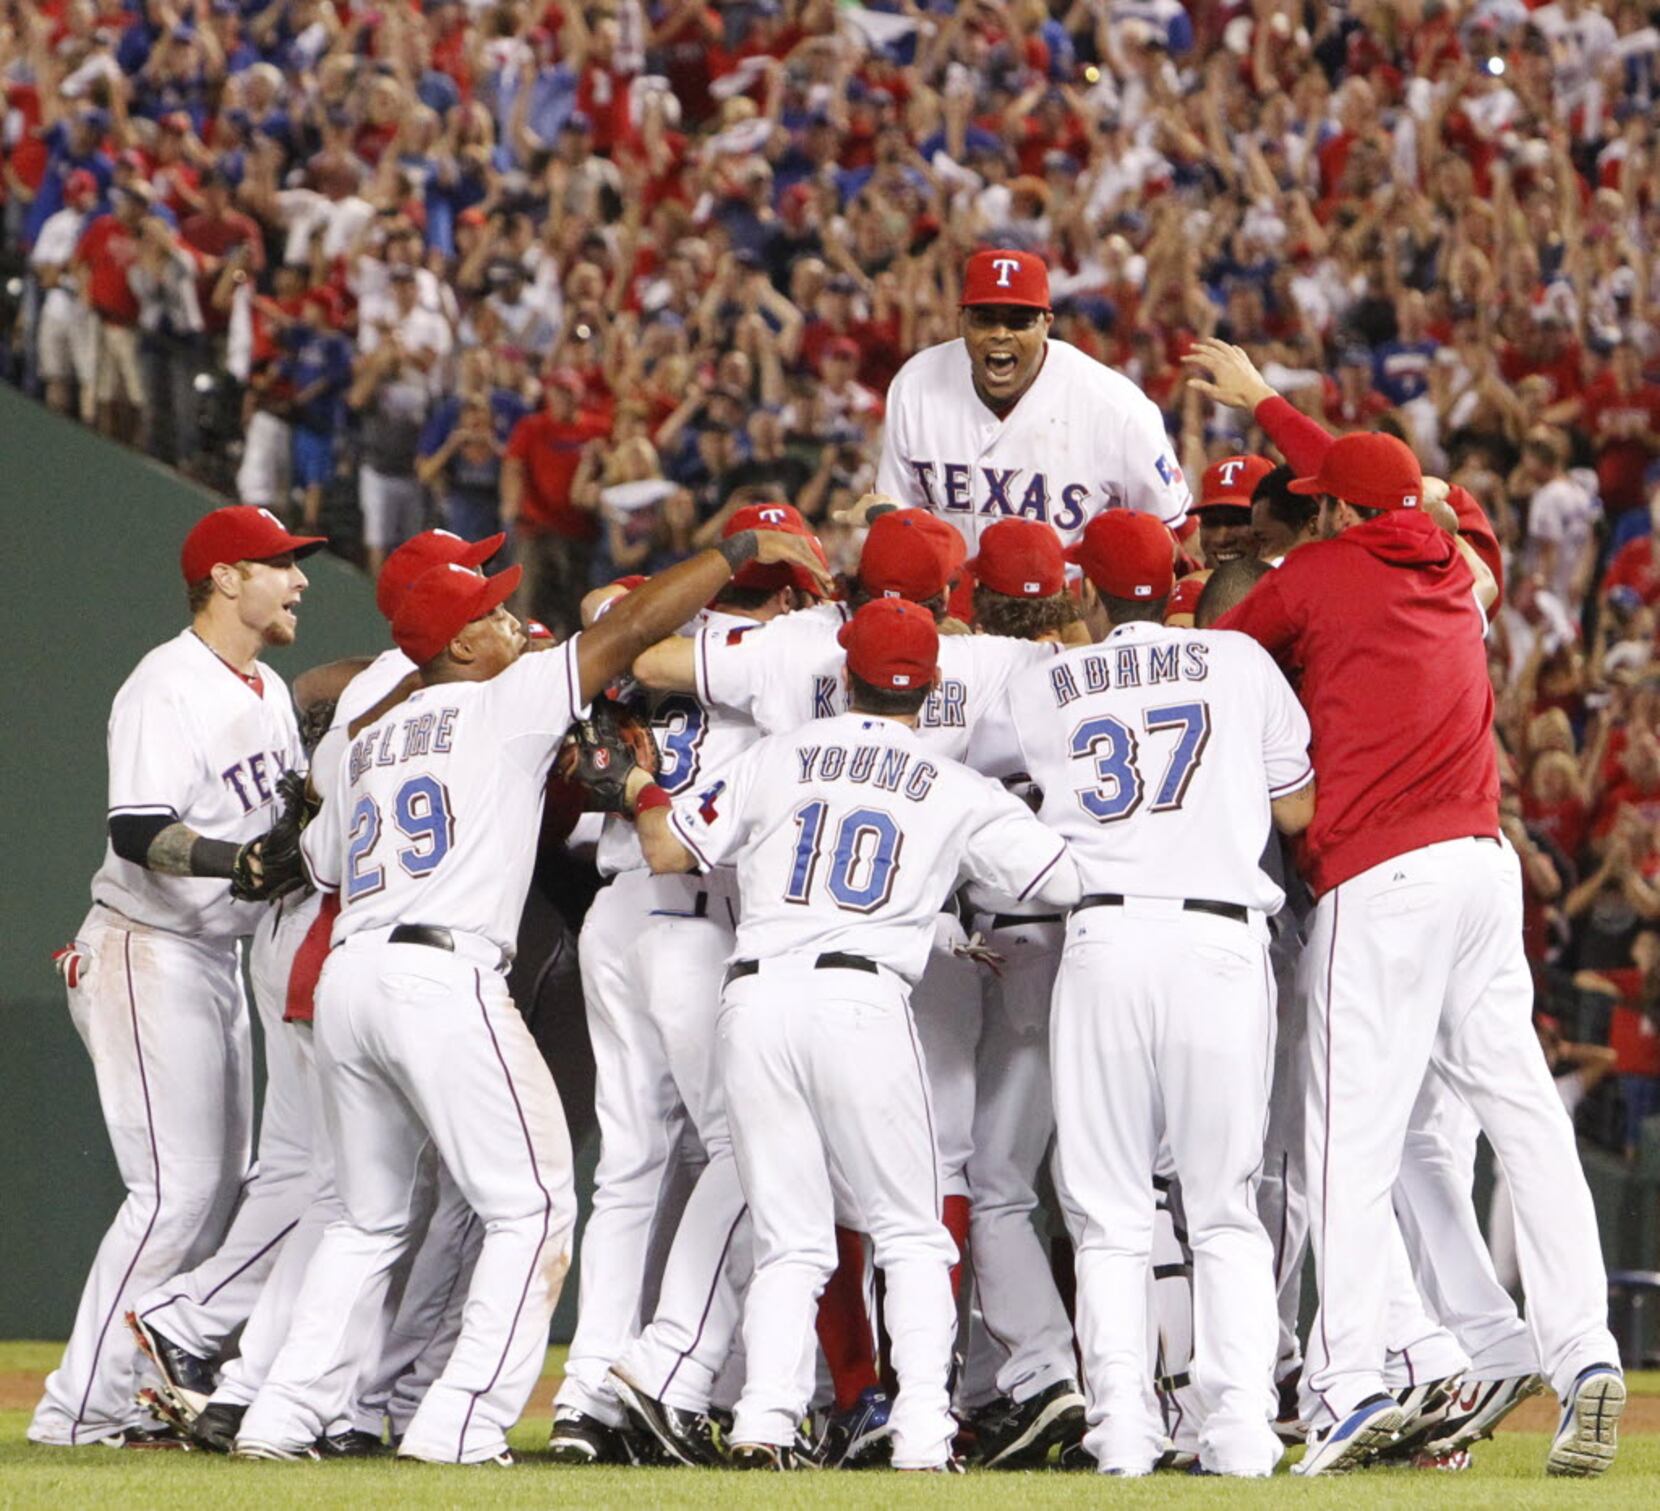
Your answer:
190,837 -> 244,879
716,531 -> 760,572
865,503 -> 899,523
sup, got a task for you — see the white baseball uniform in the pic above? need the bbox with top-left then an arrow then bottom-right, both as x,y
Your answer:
560,607 -> 763,1426
665,711 -> 1081,1467
30,631 -> 301,1447
1008,622 -> 1312,1476
875,338 -> 1191,551
237,639 -> 582,1462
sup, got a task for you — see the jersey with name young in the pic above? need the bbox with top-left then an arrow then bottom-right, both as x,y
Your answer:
92,629 -> 304,943
668,712 -> 1079,982
693,601 -> 1056,763
1007,623 -> 1311,913
303,636 -> 587,958
597,607 -> 763,879
874,338 -> 1191,550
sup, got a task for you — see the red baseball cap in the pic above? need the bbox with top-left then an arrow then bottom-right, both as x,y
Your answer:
838,598 -> 939,691
376,529 -> 506,621
824,335 -> 861,363
1066,511 -> 1175,601
1194,454 -> 1274,513
1288,433 -> 1423,512
1163,574 -> 1207,624
859,512 -> 951,604
972,518 -> 1065,598
724,501 -> 829,597
960,248 -> 1051,311
180,505 -> 326,585
910,510 -> 967,581
392,562 -> 523,666
65,168 -> 98,203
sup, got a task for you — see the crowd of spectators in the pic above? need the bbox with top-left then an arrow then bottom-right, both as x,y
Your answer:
4,0 -> 1660,1155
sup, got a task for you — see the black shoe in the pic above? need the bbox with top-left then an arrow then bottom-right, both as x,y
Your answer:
1059,1439 -> 1096,1471
319,1429 -> 390,1458
103,1425 -> 191,1450
126,1311 -> 215,1422
608,1367 -> 725,1467
729,1442 -> 800,1470
1379,1375 -> 1463,1461
189,1402 -> 246,1455
818,1387 -> 894,1468
970,1381 -> 1087,1468
547,1408 -> 632,1465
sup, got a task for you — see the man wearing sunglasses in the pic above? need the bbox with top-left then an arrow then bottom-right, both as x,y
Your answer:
869,248 -> 1190,550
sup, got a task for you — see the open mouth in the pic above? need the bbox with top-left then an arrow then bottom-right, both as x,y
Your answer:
984,351 -> 1019,382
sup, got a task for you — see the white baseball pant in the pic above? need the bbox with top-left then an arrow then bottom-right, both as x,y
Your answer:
720,958 -> 958,1469
131,895 -> 320,1357
558,872 -> 734,1423
30,907 -> 251,1445
237,935 -> 575,1462
1300,837 -> 1617,1428
1052,901 -> 1282,1477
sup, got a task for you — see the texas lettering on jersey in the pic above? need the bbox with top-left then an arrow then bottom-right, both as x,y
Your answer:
900,460 -> 1093,532
220,748 -> 299,814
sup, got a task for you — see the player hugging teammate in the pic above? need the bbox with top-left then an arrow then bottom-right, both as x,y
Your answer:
34,251 -> 1626,1481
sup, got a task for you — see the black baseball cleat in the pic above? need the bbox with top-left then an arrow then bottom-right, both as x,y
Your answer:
547,1408 -> 633,1465
1380,1375 -> 1463,1460
817,1387 -> 894,1468
126,1311 -> 215,1423
318,1429 -> 390,1458
729,1442 -> 801,1470
608,1366 -> 725,1466
188,1401 -> 245,1454
970,1380 -> 1086,1468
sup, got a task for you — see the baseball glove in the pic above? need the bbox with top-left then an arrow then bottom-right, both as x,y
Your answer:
231,769 -> 319,902
554,701 -> 661,813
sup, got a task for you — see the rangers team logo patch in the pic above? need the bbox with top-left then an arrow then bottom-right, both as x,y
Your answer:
1154,454 -> 1184,488
698,780 -> 726,823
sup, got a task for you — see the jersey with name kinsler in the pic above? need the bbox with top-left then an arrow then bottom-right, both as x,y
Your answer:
304,636 -> 587,958
875,339 -> 1192,551
93,629 -> 304,942
694,601 -> 1055,762
669,713 -> 1078,982
1008,623 -> 1311,912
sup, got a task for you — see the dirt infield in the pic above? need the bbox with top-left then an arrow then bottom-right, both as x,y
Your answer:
3,1367 -> 1658,1431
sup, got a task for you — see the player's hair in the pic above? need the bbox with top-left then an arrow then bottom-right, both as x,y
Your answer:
1098,592 -> 1167,625
1252,464 -> 1317,538
848,670 -> 931,716
712,582 -> 788,612
1195,558 -> 1273,628
972,585 -> 1080,640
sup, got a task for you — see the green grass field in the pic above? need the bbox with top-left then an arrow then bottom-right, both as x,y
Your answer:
2,1345 -> 1657,1510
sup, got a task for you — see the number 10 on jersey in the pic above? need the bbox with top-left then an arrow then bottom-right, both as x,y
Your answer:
785,801 -> 903,912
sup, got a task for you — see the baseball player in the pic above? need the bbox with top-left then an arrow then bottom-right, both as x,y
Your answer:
870,248 -> 1190,550
173,530 -> 506,1455
611,598 -> 1083,1469
232,527 -> 831,1462
30,506 -> 324,1449
1191,455 -> 1272,569
1005,510 -> 1315,1477
553,503 -> 827,1463
1214,432 -> 1624,1478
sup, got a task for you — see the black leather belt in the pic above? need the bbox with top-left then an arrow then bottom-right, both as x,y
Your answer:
990,913 -> 1064,930
1074,893 -> 1248,925
388,923 -> 510,972
725,951 -> 880,986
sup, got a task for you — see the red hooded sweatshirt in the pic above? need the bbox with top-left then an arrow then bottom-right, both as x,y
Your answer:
1217,508 -> 1499,896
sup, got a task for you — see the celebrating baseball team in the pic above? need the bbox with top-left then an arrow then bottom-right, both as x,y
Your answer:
31,245 -> 1630,1481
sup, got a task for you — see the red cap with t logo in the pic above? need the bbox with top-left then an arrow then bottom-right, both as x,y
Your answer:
960,248 -> 1051,311
1194,455 -> 1275,513
723,501 -> 829,597
180,506 -> 327,585
376,529 -> 506,621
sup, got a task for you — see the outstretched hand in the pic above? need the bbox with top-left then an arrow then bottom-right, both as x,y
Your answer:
1181,338 -> 1277,413
750,530 -> 836,597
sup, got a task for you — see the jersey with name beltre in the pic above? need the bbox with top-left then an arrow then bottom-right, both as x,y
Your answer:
668,713 -> 1080,982
1006,623 -> 1311,912
303,636 -> 587,958
875,339 -> 1191,550
93,629 -> 304,942
694,601 -> 1055,763
597,606 -> 762,878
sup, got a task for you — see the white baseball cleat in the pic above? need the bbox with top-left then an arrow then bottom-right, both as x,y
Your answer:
1545,1364 -> 1624,1478
1292,1393 -> 1404,1477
